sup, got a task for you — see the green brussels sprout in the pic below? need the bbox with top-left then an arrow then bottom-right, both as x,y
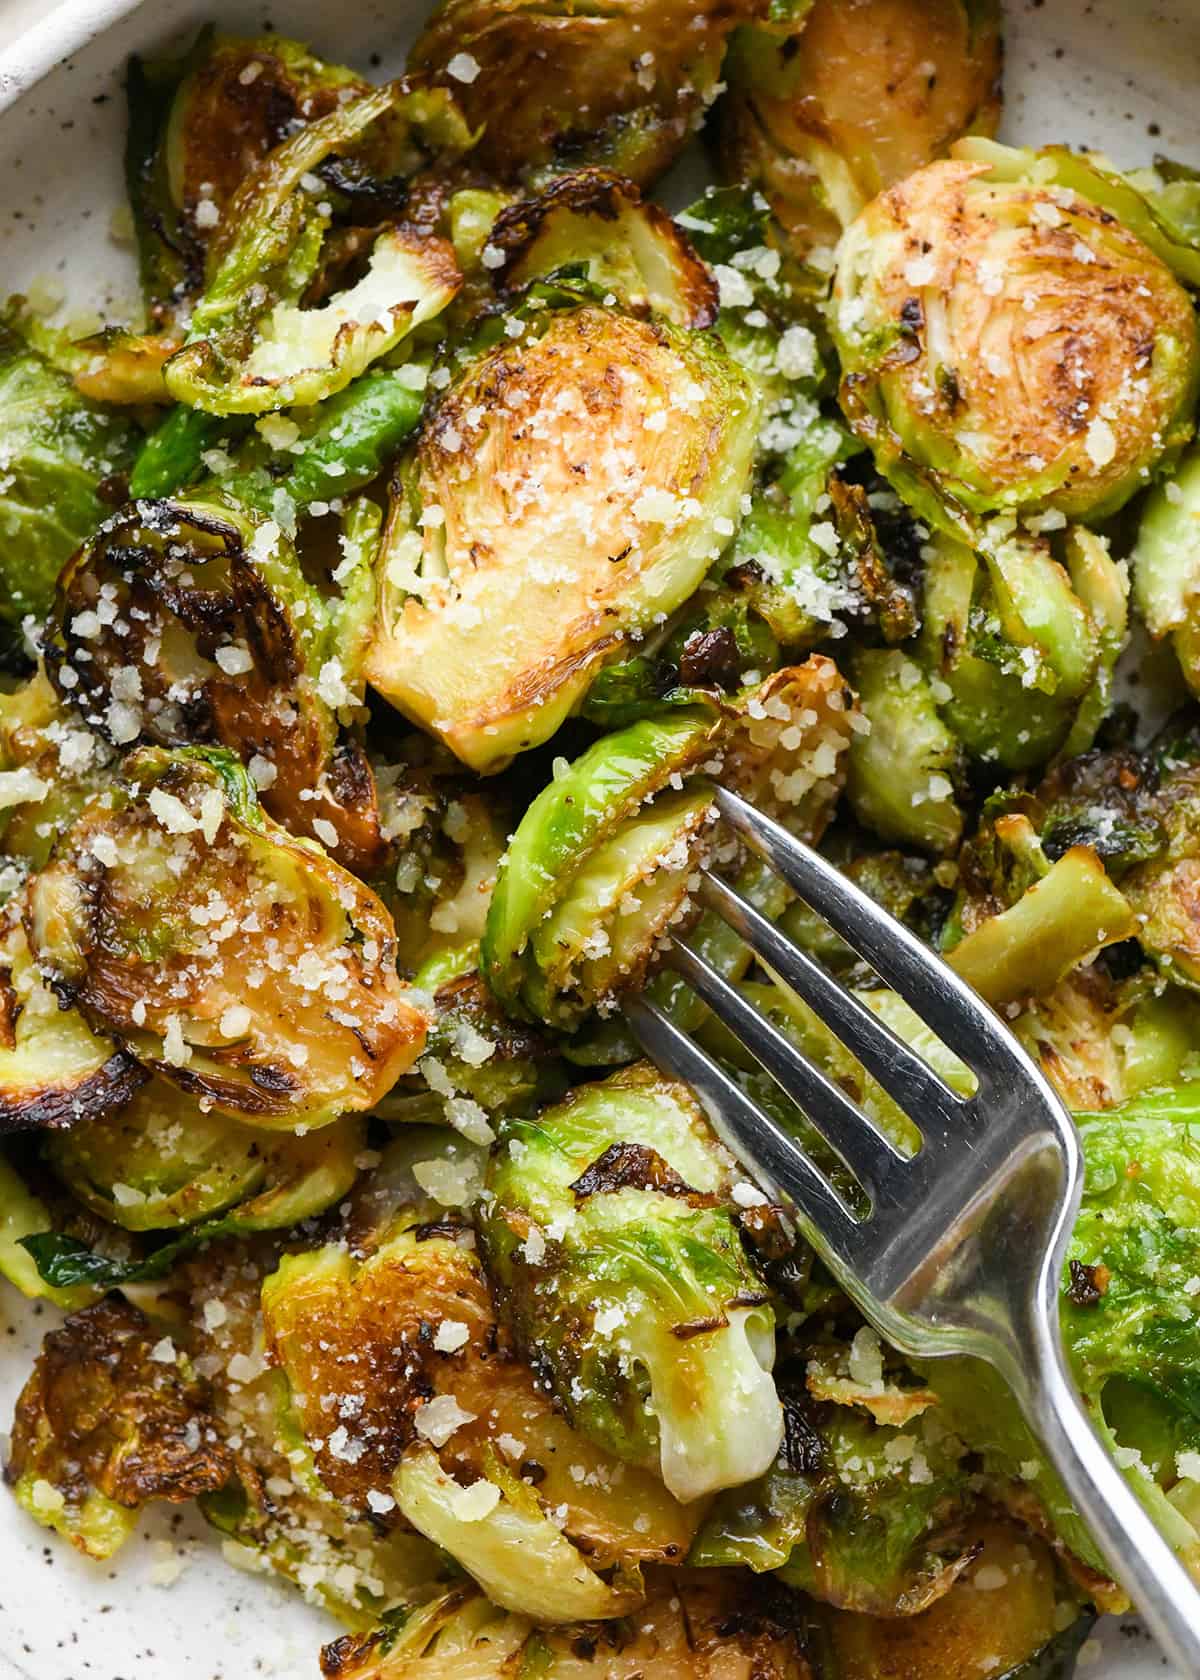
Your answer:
23,746 -> 428,1125
6,1295 -> 234,1559
1123,723 -> 1200,988
808,1520 -> 1091,1680
261,1202 -> 701,1613
1131,443 -> 1200,697
916,529 -> 1128,771
481,659 -> 853,1029
944,815 -> 1137,1006
481,1063 -> 783,1503
845,650 -> 964,855
690,1385 -> 977,1615
44,495 -> 387,875
0,1151 -> 98,1309
0,900 -> 143,1135
720,0 -> 1003,259
833,154 -> 1200,534
409,0 -> 760,190
485,168 -> 718,330
321,1571 -> 812,1680
0,669 -> 117,875
45,1079 -> 364,1232
163,84 -> 465,415
0,314 -> 135,633
365,299 -> 762,771
125,29 -> 371,328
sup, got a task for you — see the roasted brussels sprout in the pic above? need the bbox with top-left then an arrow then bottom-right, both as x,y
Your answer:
409,0 -> 759,190
24,747 -> 427,1124
481,1063 -> 782,1503
45,494 -> 385,872
482,659 -> 853,1028
366,300 -> 761,771
0,315 -> 135,634
846,650 -> 963,854
691,1384 -> 976,1616
720,0 -> 1003,259
833,154 -> 1199,533
163,84 -> 464,415
46,1080 -> 364,1231
125,29 -> 370,327
261,1200 -> 699,1618
0,669 -> 118,877
1132,443 -> 1200,696
6,1295 -> 234,1559
0,899 -> 143,1134
486,169 -> 717,329
321,1570 -> 812,1680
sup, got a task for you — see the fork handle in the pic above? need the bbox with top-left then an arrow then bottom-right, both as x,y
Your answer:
1022,1314 -> 1200,1672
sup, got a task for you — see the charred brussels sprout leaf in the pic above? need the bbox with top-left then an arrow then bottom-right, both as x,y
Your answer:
486,169 -> 717,329
0,316 -> 135,632
833,155 -> 1199,534
691,1389 -> 977,1616
481,1063 -> 782,1503
366,302 -> 761,771
721,0 -> 1003,258
163,84 -> 465,414
45,495 -> 385,873
23,747 -> 428,1124
409,0 -> 760,190
6,1296 -> 234,1559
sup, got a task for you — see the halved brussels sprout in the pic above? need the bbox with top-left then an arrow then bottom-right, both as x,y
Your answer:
24,747 -> 427,1124
261,1203 -> 700,1610
366,301 -> 761,771
720,0 -> 1003,258
0,669 -> 117,875
482,659 -> 853,1029
0,314 -> 135,633
6,1295 -> 234,1559
487,169 -> 717,329
46,1079 -> 364,1232
1132,444 -> 1200,695
0,901 -> 143,1134
846,650 -> 963,855
690,1386 -> 977,1616
163,84 -> 464,415
481,1063 -> 782,1503
916,529 -> 1126,771
321,1571 -> 812,1680
126,29 -> 370,327
409,0 -> 759,189
45,495 -> 385,874
833,156 -> 1199,533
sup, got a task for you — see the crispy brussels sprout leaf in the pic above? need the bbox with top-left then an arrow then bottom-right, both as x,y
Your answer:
833,158 -> 1199,533
0,315 -> 135,631
393,1447 -> 642,1621
846,650 -> 963,855
46,1079 -> 364,1231
45,494 -> 386,873
488,169 -> 717,328
367,303 -> 761,770
164,85 -> 463,414
319,1571 -> 813,1680
0,902 -> 144,1134
721,0 -> 1003,257
24,747 -> 427,1123
482,1063 -> 782,1503
6,1296 -> 234,1559
409,0 -> 760,189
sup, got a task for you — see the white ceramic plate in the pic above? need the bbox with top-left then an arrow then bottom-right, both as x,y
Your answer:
0,1 -> 1197,1674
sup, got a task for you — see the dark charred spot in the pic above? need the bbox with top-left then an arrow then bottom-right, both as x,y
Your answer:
900,296 -> 924,332
568,1141 -> 701,1201
519,1458 -> 546,1485
671,1314 -> 728,1340
1067,1259 -> 1111,1308
679,626 -> 740,689
781,1391 -> 828,1476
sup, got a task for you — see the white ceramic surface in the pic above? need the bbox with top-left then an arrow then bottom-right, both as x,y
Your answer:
0,0 -> 1197,1674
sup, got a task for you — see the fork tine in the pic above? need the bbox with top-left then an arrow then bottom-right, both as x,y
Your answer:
697,868 -> 967,1136
622,993 -> 864,1265
665,935 -> 908,1207
714,787 -> 1005,1068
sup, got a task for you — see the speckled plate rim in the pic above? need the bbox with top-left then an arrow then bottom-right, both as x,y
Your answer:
0,0 -> 146,114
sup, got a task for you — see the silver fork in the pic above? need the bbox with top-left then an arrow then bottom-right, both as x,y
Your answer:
624,785 -> 1200,1672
